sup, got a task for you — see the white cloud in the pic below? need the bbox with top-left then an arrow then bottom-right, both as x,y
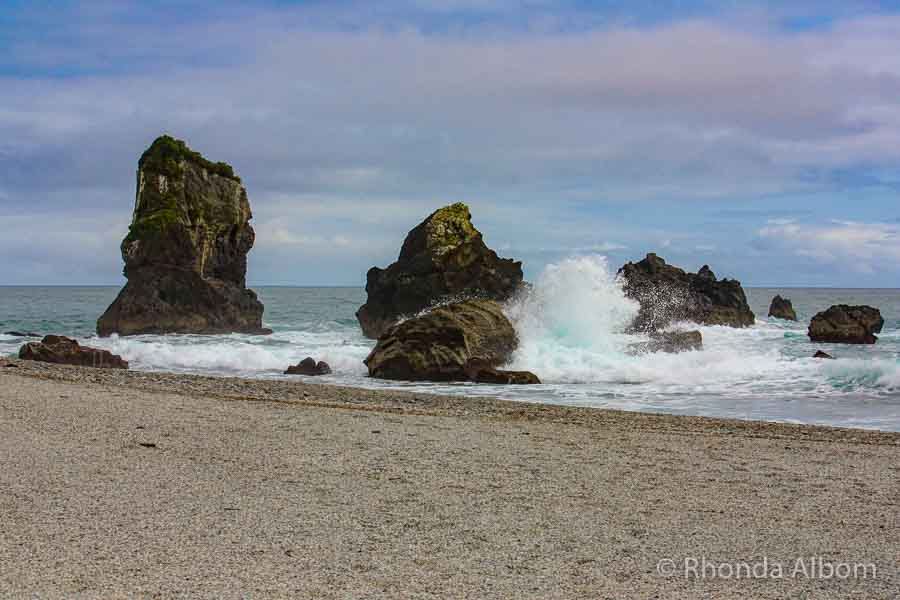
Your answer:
757,220 -> 900,275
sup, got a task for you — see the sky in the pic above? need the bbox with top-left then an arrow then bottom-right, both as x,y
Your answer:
2,0 -> 900,287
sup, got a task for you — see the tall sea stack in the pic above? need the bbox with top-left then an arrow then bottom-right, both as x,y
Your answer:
356,203 -> 524,339
97,135 -> 269,336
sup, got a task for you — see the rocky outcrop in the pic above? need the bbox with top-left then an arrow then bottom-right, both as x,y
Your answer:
97,135 -> 269,337
364,299 -> 533,382
618,253 -> 754,330
808,305 -> 883,344
813,350 -> 835,359
19,335 -> 128,369
285,357 -> 332,376
356,203 -> 523,339
768,295 -> 797,321
629,330 -> 703,355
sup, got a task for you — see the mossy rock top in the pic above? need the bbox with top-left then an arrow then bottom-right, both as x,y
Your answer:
139,135 -> 241,183
399,202 -> 481,260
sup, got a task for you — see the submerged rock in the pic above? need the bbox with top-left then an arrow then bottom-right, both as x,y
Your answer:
4,331 -> 40,337
97,135 -> 270,337
285,357 -> 332,376
364,299 -> 525,382
464,358 -> 540,384
356,203 -> 523,339
629,330 -> 703,355
813,350 -> 835,359
768,295 -> 797,321
808,305 -> 883,345
618,253 -> 754,330
19,335 -> 128,369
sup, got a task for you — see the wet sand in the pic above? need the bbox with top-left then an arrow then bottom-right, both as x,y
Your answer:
1,358 -> 898,599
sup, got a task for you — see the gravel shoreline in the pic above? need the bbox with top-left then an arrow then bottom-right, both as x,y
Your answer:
1,359 -> 898,598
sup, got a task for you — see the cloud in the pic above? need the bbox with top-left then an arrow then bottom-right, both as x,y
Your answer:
2,3 -> 900,284
756,219 -> 900,275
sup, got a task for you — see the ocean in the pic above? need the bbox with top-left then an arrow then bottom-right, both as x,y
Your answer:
2,256 -> 899,431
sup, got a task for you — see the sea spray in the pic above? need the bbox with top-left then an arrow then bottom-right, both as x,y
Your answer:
504,255 -> 641,382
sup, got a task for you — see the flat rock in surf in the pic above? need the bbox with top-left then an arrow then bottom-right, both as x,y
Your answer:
808,305 -> 883,344
618,253 -> 755,331
19,335 -> 129,369
365,299 -> 538,384
97,135 -> 270,337
768,295 -> 798,321
356,203 -> 523,339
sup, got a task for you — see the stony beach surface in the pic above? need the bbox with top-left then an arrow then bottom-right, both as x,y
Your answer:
1,358 -> 898,599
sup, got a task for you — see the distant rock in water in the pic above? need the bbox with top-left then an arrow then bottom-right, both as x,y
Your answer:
5,331 -> 40,338
629,330 -> 703,355
19,335 -> 128,369
808,305 -> 883,345
97,135 -> 270,337
365,299 -> 537,383
768,295 -> 797,321
618,253 -> 755,330
813,350 -> 835,359
285,357 -> 332,376
356,203 -> 523,339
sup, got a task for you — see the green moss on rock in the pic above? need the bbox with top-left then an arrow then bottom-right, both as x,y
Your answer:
139,135 -> 241,183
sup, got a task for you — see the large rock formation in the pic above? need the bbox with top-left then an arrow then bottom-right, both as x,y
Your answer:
768,295 -> 797,321
19,335 -> 128,369
808,305 -> 883,344
356,203 -> 523,339
618,253 -> 755,330
97,136 -> 269,336
364,299 -> 538,383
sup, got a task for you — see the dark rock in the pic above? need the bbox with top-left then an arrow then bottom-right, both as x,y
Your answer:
365,299 -> 519,382
768,295 -> 797,321
356,203 -> 523,339
629,330 -> 703,355
19,335 -> 129,369
618,253 -> 755,330
97,135 -> 270,337
813,350 -> 835,359
285,357 -> 332,376
464,358 -> 540,384
808,305 -> 884,345
4,331 -> 40,337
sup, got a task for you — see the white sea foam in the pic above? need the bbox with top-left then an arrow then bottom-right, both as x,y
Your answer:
87,330 -> 371,377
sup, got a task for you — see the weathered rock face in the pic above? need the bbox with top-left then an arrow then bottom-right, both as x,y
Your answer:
356,203 -> 523,339
364,299 -> 529,382
808,305 -> 884,344
629,330 -> 703,355
768,295 -> 797,321
97,136 -> 269,336
618,253 -> 755,330
285,357 -> 332,376
19,335 -> 128,369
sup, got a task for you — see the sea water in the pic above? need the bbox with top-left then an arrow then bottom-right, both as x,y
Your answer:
2,255 -> 899,431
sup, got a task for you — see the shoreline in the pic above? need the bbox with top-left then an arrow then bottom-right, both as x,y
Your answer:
1,358 -> 898,598
4,358 -> 900,445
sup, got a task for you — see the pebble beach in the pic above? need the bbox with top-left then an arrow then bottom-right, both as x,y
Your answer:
1,358 -> 897,599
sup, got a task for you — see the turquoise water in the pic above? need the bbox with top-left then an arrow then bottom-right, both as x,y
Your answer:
2,259 -> 899,431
